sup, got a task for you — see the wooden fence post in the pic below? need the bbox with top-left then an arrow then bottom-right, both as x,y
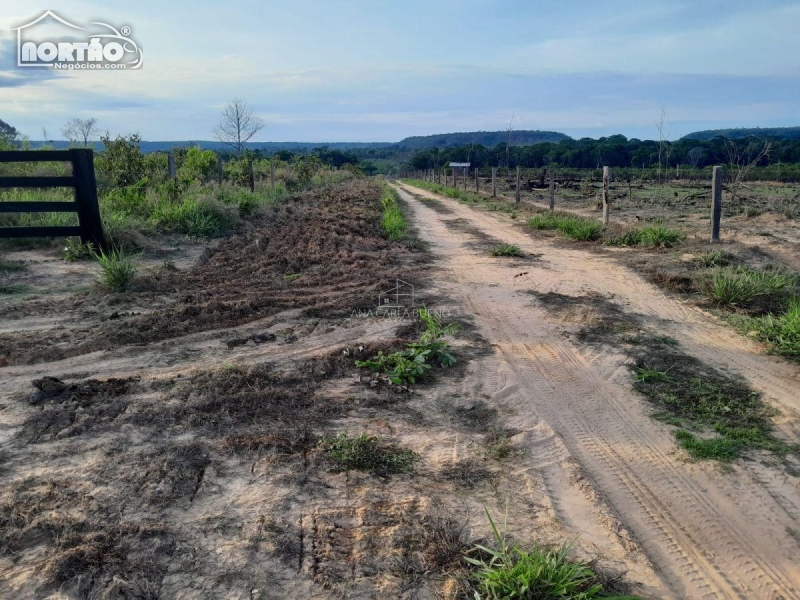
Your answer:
549,167 -> 555,210
711,165 -> 722,242
463,167 -> 467,191
475,168 -> 479,192
602,166 -> 610,225
515,166 -> 521,205
492,167 -> 496,197
168,153 -> 176,180
248,160 -> 255,192
217,156 -> 223,184
70,148 -> 104,248
452,168 -> 457,188
270,157 -> 275,188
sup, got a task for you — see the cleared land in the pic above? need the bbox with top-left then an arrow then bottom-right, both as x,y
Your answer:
0,176 -> 798,599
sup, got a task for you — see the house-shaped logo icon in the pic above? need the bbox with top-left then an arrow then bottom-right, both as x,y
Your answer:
377,279 -> 415,309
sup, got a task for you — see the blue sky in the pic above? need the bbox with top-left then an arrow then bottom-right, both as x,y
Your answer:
1,0 -> 798,142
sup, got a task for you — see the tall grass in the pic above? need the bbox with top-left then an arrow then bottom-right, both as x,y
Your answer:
527,212 -> 603,241
743,297 -> 800,360
380,184 -> 407,240
699,266 -> 796,308
93,248 -> 137,292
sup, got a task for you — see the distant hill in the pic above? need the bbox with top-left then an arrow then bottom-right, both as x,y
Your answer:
27,140 -> 393,153
396,130 -> 570,149
26,130 -> 570,153
682,127 -> 800,141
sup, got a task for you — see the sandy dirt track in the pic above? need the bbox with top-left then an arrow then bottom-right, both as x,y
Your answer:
394,181 -> 800,600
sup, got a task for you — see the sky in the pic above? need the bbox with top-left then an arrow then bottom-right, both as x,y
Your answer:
1,0 -> 799,143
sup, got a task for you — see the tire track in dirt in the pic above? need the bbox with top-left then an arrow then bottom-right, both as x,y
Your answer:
394,182 -> 800,599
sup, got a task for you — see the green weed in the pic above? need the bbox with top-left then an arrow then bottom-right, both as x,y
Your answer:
321,433 -> 416,476
63,239 -> 96,262
356,308 -> 457,385
465,509 -> 634,600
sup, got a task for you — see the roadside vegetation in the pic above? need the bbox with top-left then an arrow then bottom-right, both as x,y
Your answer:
527,212 -> 603,241
0,136 -> 359,253
380,182 -> 407,239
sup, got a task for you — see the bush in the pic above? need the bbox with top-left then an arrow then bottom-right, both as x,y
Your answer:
95,134 -> 145,188
639,222 -> 684,248
178,146 -> 218,183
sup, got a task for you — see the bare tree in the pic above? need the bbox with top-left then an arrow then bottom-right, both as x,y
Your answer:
725,139 -> 772,202
213,98 -> 264,154
655,107 -> 671,185
62,117 -> 99,146
686,146 -> 705,169
506,113 -> 516,168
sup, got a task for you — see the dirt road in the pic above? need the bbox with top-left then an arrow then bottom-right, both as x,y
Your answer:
394,181 -> 800,600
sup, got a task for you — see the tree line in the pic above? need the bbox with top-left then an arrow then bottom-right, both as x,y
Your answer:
406,135 -> 800,172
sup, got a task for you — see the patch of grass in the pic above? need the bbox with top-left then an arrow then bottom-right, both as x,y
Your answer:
606,222 -> 683,248
464,509 -> 633,600
632,349 -> 791,461
633,365 -> 670,382
638,223 -> 684,248
698,266 -> 796,308
381,184 -> 407,240
356,308 -> 457,385
740,297 -> 800,360
489,243 -> 524,257
63,239 -> 96,262
93,248 -> 138,292
695,250 -> 729,268
321,433 -> 416,476
0,260 -> 26,272
483,429 -> 515,460
0,283 -> 30,295
527,212 -> 603,241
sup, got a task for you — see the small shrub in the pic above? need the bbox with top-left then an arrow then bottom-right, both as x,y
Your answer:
93,248 -> 137,292
321,433 -> 416,476
489,244 -> 523,257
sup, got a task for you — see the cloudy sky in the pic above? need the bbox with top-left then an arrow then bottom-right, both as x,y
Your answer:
1,0 -> 798,142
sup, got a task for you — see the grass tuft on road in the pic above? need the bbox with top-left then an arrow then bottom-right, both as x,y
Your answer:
93,248 -> 138,293
739,297 -> 800,360
489,243 -> 524,257
697,266 -> 796,309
